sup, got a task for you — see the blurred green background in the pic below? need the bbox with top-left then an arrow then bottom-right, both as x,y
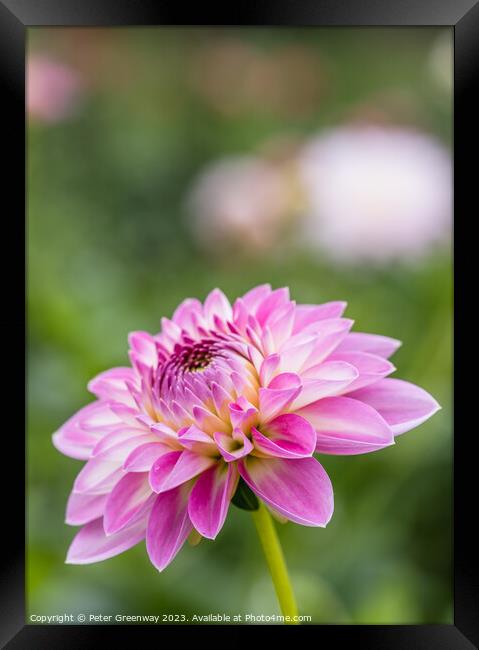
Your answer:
27,27 -> 452,624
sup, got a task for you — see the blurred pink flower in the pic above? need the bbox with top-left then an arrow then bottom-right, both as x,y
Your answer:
27,55 -> 83,123
187,156 -> 297,253
299,126 -> 452,264
53,285 -> 439,571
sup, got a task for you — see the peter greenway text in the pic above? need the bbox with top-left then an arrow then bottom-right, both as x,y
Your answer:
29,613 -> 312,624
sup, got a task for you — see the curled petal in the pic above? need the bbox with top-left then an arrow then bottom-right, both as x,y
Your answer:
104,472 -> 153,534
149,450 -> 215,494
214,430 -> 253,462
87,368 -> 137,404
188,463 -> 239,539
239,456 -> 334,527
66,492 -> 107,526
259,373 -> 302,422
328,351 -> 395,392
335,332 -> 401,359
348,378 -> 441,435
251,414 -> 316,459
296,396 -> 394,455
146,484 -> 193,571
66,516 -> 146,564
292,361 -> 359,409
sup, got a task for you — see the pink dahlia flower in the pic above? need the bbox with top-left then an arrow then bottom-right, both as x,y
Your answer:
53,285 -> 440,571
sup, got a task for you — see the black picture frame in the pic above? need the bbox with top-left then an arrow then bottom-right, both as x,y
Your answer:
2,0 -> 476,646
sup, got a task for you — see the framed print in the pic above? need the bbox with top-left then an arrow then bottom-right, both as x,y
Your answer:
1,0 -> 477,646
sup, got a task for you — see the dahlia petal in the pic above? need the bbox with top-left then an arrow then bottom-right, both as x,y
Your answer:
239,456 -> 334,527
268,302 -> 296,350
91,432 -> 156,460
348,378 -> 441,435
123,442 -> 171,471
214,430 -> 253,461
228,399 -> 259,433
192,405 -> 230,434
73,458 -> 124,495
87,368 -> 137,404
277,338 -> 317,373
128,331 -> 158,370
252,413 -> 316,459
240,284 -> 272,311
104,472 -> 153,534
172,298 -> 203,330
328,351 -> 395,392
259,373 -> 302,422
52,428 -> 99,461
296,396 -> 394,455
150,450 -> 215,494
66,516 -> 146,564
146,484 -> 193,571
335,332 -> 402,358
204,288 -> 233,324
52,401 -> 124,460
188,462 -> 239,539
91,429 -> 154,457
65,492 -> 107,526
293,302 -> 347,333
291,361 -> 359,409
259,354 -> 281,386
256,287 -> 290,326
178,425 -> 217,454
300,318 -> 354,367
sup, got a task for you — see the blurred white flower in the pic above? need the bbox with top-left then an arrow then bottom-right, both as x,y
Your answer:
27,55 -> 84,123
187,156 -> 297,253
298,126 -> 452,264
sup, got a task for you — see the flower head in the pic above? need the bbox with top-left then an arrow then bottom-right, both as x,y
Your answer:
54,285 -> 440,570
298,126 -> 452,264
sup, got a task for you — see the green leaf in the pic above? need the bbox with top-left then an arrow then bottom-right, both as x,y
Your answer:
231,478 -> 259,511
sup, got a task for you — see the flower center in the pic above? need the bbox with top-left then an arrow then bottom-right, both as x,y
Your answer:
173,341 -> 217,373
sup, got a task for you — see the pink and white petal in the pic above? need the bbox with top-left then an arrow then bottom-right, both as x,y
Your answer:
104,472 -> 153,534
128,331 -> 158,371
172,298 -> 203,330
292,361 -> 359,409
52,428 -> 99,461
251,414 -> 316,459
146,484 -> 193,571
293,302 -> 347,333
92,429 -> 155,457
296,396 -> 394,455
268,303 -> 296,350
150,450 -> 215,494
300,319 -> 354,368
335,332 -> 402,359
188,462 -> 239,539
178,425 -> 217,454
204,288 -> 233,325
66,492 -> 107,526
66,516 -> 146,564
240,284 -> 272,311
52,401 -> 123,460
259,373 -> 302,423
255,288 -> 290,326
239,456 -> 334,527
214,430 -> 253,462
123,442 -> 171,472
327,351 -> 395,392
73,456 -> 125,495
228,400 -> 259,434
348,378 -> 441,435
87,368 -> 137,404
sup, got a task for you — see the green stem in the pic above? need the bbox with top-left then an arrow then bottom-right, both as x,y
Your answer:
251,501 -> 299,624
